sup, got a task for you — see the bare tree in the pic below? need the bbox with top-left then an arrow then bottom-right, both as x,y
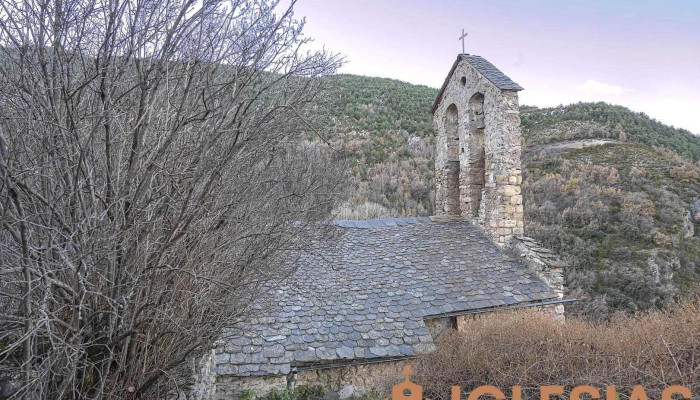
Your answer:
0,0 -> 345,398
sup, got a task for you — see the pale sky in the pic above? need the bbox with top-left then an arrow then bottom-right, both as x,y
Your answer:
291,0 -> 700,134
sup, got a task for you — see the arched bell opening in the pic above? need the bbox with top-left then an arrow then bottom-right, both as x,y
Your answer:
467,93 -> 486,218
444,104 -> 460,215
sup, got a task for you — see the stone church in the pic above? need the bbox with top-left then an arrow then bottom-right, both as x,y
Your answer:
203,55 -> 569,399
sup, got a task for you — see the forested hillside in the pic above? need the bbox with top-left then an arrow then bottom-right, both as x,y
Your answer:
318,74 -> 700,317
316,75 -> 437,218
522,103 -> 700,160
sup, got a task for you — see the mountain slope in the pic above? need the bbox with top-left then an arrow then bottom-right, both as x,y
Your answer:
525,141 -> 700,316
522,103 -> 700,160
317,74 -> 437,218
317,74 -> 700,317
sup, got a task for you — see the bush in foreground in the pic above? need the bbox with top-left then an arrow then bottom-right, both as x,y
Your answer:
415,302 -> 700,400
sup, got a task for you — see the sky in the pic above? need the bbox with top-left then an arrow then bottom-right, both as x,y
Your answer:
289,0 -> 700,134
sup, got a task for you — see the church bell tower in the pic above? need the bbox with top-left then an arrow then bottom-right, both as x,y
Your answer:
431,54 -> 525,245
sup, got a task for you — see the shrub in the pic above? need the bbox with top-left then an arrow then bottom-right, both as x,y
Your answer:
563,177 -> 581,194
334,202 -> 396,220
415,303 -> 700,400
670,166 -> 700,183
629,166 -> 647,183
261,385 -> 325,400
654,231 -> 673,246
261,385 -> 377,400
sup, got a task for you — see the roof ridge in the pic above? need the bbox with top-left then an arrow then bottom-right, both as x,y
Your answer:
460,54 -> 524,91
334,216 -> 471,228
334,216 -> 432,228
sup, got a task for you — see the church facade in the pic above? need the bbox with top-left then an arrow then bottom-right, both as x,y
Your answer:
200,55 -> 568,400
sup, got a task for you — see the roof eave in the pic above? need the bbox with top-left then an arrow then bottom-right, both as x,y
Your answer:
292,355 -> 417,372
430,55 -> 462,115
422,298 -> 578,320
430,54 -> 524,115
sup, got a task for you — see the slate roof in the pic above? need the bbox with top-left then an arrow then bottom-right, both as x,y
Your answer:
215,217 -> 557,377
431,54 -> 524,114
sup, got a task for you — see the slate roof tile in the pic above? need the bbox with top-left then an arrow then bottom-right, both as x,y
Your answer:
218,218 -> 557,376
460,54 -> 523,91
431,53 -> 523,114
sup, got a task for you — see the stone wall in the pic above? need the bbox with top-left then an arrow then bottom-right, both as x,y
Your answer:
213,360 -> 411,400
538,303 -> 566,322
456,303 -> 565,329
434,59 -> 524,244
188,350 -> 218,400
424,316 -> 456,339
503,236 -> 565,301
296,360 -> 412,397
215,375 -> 287,400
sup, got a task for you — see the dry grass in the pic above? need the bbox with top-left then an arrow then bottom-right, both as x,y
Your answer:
334,202 -> 396,220
415,302 -> 700,400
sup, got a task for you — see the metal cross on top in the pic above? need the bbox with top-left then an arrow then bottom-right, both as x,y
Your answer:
459,29 -> 468,54
401,365 -> 414,380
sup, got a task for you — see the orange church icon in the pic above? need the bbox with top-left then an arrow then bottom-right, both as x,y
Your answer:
384,366 -> 431,400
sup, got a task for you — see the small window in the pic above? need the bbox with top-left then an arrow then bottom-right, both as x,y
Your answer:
460,76 -> 467,86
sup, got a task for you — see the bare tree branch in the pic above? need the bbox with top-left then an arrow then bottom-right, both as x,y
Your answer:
0,0 -> 347,398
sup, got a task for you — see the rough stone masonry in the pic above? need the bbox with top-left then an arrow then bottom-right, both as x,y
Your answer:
432,54 -> 525,244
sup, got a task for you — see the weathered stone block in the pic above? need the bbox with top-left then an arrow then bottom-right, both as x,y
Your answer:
316,347 -> 336,360
229,352 -> 251,364
503,185 -> 520,196
337,346 -> 354,359
501,220 -> 517,228
261,344 -> 285,358
500,205 -> 514,213
497,228 -> 513,236
214,353 -> 230,364
339,385 -> 355,399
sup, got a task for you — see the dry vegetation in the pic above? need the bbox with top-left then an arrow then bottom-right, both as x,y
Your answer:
525,143 -> 700,318
415,301 -> 700,400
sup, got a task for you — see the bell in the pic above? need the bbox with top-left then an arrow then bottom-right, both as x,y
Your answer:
476,114 -> 485,130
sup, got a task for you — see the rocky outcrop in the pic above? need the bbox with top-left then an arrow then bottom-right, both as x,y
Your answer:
692,200 -> 700,222
682,211 -> 695,238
